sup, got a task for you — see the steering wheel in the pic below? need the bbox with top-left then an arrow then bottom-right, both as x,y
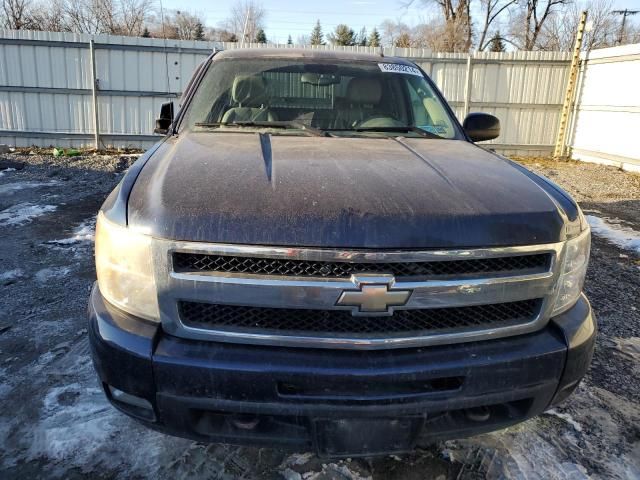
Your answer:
355,116 -> 405,128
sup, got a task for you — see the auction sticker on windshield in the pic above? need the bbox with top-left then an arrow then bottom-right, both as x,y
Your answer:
378,63 -> 423,76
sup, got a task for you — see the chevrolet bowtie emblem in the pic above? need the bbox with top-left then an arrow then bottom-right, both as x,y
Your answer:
336,275 -> 411,316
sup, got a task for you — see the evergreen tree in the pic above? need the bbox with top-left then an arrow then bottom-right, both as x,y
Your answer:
358,27 -> 368,46
255,28 -> 267,43
310,19 -> 324,45
327,24 -> 356,46
368,27 -> 381,47
228,33 -> 238,43
489,31 -> 506,52
287,34 -> 293,45
193,22 -> 205,41
141,27 -> 151,38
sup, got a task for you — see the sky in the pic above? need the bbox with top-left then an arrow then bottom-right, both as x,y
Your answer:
160,0 -> 640,44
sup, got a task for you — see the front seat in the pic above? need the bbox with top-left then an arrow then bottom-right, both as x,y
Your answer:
334,77 -> 394,129
222,75 -> 278,123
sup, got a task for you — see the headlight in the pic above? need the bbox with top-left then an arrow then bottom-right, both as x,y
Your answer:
552,227 -> 591,316
95,212 -> 159,322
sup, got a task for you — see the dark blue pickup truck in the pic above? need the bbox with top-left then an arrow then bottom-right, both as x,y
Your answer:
88,48 -> 595,457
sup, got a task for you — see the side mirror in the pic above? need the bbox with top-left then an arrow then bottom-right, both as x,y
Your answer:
463,112 -> 500,142
154,102 -> 174,135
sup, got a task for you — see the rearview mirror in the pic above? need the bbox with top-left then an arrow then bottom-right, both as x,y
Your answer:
154,102 -> 174,135
301,72 -> 340,86
463,113 -> 500,142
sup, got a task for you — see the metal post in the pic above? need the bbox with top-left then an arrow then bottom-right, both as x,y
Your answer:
463,54 -> 473,118
89,39 -> 100,150
554,10 -> 587,159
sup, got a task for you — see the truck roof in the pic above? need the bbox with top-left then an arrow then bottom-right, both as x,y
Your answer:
213,47 -> 415,66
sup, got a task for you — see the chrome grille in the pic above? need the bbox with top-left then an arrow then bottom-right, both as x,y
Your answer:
179,299 -> 541,336
154,240 -> 564,350
173,252 -> 551,278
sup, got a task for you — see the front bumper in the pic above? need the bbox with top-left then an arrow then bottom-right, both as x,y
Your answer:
88,284 -> 595,457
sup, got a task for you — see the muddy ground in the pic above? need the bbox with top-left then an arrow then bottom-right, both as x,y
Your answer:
0,151 -> 638,479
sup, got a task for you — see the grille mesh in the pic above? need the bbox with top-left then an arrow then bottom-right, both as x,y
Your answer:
173,252 -> 550,278
178,299 -> 541,336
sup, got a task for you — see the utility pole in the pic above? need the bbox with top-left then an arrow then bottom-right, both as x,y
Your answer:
613,9 -> 639,45
554,10 -> 588,159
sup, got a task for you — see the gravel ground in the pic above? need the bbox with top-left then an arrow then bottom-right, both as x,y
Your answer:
0,151 -> 638,480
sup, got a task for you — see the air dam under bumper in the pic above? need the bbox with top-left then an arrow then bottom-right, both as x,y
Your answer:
88,284 -> 595,457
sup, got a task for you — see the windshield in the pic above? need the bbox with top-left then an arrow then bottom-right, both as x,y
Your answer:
180,58 -> 459,139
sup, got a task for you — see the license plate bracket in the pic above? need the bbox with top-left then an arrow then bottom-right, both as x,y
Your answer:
313,416 -> 425,457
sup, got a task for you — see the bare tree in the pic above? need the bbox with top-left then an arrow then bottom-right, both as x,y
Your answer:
94,0 -> 118,34
412,18 -> 450,50
117,0 -> 152,36
208,27 -> 237,42
61,0 -> 151,35
29,0 -> 69,31
1,0 -> 32,29
223,0 -> 265,44
477,0 -> 518,51
405,0 -> 472,51
380,19 -> 411,47
170,10 -> 205,40
62,0 -> 97,33
509,0 -> 570,50
394,32 -> 411,47
62,0 -> 117,34
624,22 -> 640,44
539,0 -> 619,50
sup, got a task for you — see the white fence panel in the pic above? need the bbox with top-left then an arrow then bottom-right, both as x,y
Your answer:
570,44 -> 640,171
0,30 -> 570,154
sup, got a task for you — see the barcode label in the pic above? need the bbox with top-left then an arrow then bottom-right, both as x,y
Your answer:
378,63 -> 423,76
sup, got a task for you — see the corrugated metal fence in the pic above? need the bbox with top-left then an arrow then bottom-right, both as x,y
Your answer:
0,29 -> 571,154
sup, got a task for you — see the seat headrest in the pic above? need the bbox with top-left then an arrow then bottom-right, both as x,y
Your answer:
346,77 -> 382,104
232,75 -> 269,107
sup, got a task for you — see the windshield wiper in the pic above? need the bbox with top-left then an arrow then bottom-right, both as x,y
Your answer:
328,126 -> 443,139
195,120 -> 329,137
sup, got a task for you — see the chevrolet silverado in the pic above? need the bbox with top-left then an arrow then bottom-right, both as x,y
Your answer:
88,48 -> 595,457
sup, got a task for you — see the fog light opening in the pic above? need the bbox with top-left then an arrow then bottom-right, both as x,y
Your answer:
465,406 -> 491,422
107,385 -> 156,422
230,414 -> 260,430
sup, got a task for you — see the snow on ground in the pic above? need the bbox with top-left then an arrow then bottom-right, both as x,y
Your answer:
586,215 -> 640,254
44,218 -> 97,260
543,410 -> 583,432
31,382 -> 123,462
445,384 -> 640,479
47,219 -> 96,245
0,269 -> 25,283
35,267 -> 72,283
0,203 -> 57,226
0,180 -> 62,195
612,337 -> 640,376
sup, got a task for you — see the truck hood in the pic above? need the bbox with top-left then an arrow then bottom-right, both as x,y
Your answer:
127,133 -> 570,248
